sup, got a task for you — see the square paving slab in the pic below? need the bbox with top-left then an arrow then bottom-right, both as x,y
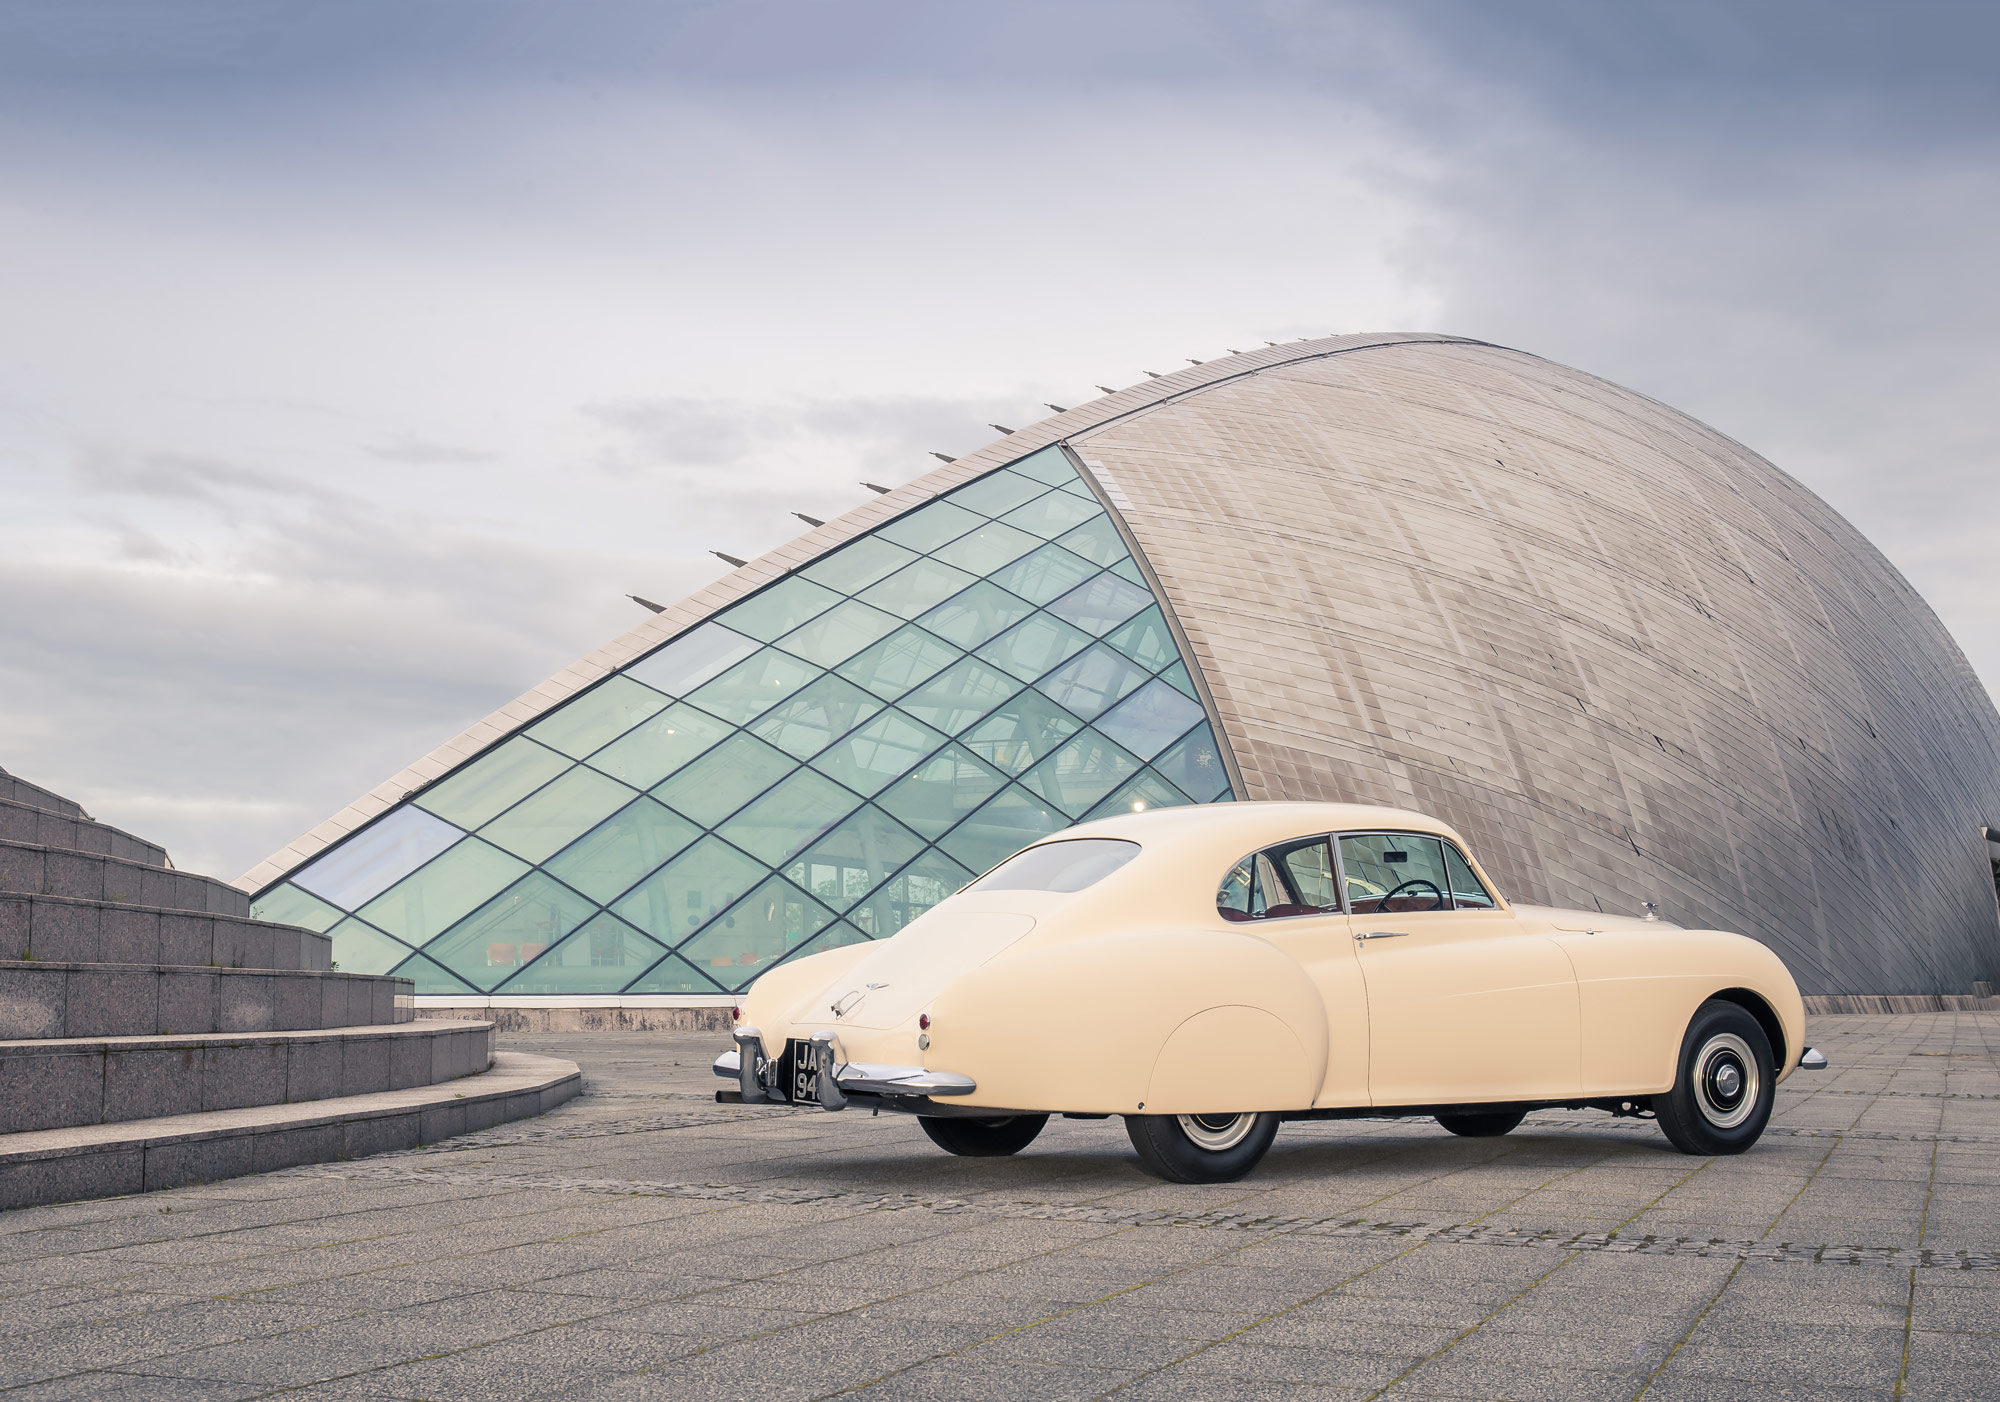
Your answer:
1,1013 -> 1995,1400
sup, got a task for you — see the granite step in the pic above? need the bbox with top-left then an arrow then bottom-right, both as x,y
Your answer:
0,797 -> 170,869
0,960 -> 412,1040
0,892 -> 331,971
0,1050 -> 580,1211
0,767 -> 89,822
0,838 -> 247,916
0,1019 -> 493,1134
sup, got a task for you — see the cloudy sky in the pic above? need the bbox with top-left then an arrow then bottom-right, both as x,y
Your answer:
3,0 -> 1995,882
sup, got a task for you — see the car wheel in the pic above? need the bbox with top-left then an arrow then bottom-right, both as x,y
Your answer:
918,1114 -> 1049,1157
1124,1112 -> 1279,1183
1436,1109 -> 1527,1137
1653,999 -> 1775,1156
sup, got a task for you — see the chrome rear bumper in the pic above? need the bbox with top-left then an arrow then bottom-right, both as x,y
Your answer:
714,1029 -> 975,1111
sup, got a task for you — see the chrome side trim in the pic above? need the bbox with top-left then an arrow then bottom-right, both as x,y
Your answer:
1355,931 -> 1409,940
1798,1047 -> 1828,1070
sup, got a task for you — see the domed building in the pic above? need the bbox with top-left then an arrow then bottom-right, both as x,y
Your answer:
239,333 -> 2000,1000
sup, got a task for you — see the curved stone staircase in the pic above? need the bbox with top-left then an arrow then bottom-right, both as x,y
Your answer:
0,766 -> 580,1210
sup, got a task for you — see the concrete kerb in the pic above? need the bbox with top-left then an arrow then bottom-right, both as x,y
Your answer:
0,1049 -> 581,1211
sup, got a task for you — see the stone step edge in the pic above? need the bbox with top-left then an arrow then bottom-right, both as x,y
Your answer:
0,1018 -> 487,1055
5,890 -> 330,944
0,1051 -> 581,1210
0,836 -> 238,911
1804,994 -> 2000,1014
0,958 -> 405,982
0,796 -> 171,868
0,770 -> 90,823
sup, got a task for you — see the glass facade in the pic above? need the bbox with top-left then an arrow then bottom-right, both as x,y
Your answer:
252,447 -> 1234,994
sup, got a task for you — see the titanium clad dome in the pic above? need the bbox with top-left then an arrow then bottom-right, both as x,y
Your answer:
245,334 -> 2000,998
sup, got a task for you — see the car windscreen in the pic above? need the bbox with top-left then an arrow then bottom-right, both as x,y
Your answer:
967,839 -> 1142,893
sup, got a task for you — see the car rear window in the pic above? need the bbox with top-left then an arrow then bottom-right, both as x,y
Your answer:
968,838 -> 1141,893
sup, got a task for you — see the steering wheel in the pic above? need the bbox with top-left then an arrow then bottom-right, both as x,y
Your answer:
1380,877 -> 1445,911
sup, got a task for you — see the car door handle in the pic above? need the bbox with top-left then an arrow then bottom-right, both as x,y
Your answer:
1355,930 -> 1409,940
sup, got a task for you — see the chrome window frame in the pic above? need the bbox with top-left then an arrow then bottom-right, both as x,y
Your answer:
1335,829 -> 1496,914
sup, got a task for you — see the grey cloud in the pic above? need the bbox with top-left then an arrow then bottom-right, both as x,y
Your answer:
365,436 -> 498,465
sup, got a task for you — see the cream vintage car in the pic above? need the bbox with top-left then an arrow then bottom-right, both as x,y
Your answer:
714,802 -> 1825,1182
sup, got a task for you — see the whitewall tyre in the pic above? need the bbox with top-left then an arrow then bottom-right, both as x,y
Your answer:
1653,999 -> 1775,1156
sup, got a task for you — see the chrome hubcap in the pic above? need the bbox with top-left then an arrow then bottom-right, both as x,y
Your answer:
1693,1032 -> 1759,1129
1178,1113 -> 1255,1151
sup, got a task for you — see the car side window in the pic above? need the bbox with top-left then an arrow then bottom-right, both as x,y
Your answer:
1217,837 -> 1340,922
1442,842 -> 1497,909
1340,833 -> 1452,914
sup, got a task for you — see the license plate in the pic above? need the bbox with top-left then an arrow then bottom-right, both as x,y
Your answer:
788,1039 -> 818,1103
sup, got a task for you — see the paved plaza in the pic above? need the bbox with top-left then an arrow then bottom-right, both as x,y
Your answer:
1,1013 -> 1996,1401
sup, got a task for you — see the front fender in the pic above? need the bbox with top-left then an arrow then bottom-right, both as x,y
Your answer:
927,929 -> 1328,1114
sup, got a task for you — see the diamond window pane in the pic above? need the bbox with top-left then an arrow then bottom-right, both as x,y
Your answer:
1037,643 -> 1153,720
812,709 -> 948,797
1061,476 -> 1097,499
1021,728 -> 1143,818
777,921 -> 873,964
896,657 -> 1019,733
1094,679 -> 1206,761
1056,515 -> 1128,567
479,766 -> 639,864
749,673 -> 884,759
1105,605 -> 1178,671
293,808 -> 465,913
876,499 -> 983,553
587,702 -> 733,789
835,623 -> 958,700
1008,446 -> 1077,486
388,951 -> 477,995
931,521 -> 1040,576
499,912 -> 667,995
1001,490 -> 1102,541
937,785 -> 1062,875
876,741 -> 1008,839
356,838 -> 529,946
526,675 -> 669,760
945,470 -> 1048,518
717,576 -> 842,642
801,536 -> 920,594
845,848 -> 975,939
679,875 -> 834,989
1083,770 -> 1196,823
1155,722 -> 1231,802
1159,659 -> 1198,699
857,558 -> 980,619
326,918 -> 411,976
776,598 -> 904,668
546,797 -> 701,904
917,579 -> 1037,649
1046,572 -> 1152,636
251,883 -> 345,933
1110,557 -> 1146,586
422,872 -> 598,991
988,542 -> 1100,605
960,690 -> 1085,774
623,622 -> 759,696
716,768 -> 863,866
625,950 -> 723,994
651,732 -> 794,827
611,835 -> 766,943
687,647 -> 820,726
977,611 -> 1094,682
415,737 -> 569,832
783,806 -> 928,912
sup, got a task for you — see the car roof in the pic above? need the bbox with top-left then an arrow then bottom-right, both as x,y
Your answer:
1047,801 -> 1471,857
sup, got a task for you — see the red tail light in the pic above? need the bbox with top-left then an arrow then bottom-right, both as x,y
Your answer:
731,1006 -> 741,1021
918,1013 -> 930,1030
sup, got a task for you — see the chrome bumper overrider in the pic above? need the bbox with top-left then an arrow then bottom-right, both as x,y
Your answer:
1798,1046 -> 1828,1070
714,1027 -> 976,1112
